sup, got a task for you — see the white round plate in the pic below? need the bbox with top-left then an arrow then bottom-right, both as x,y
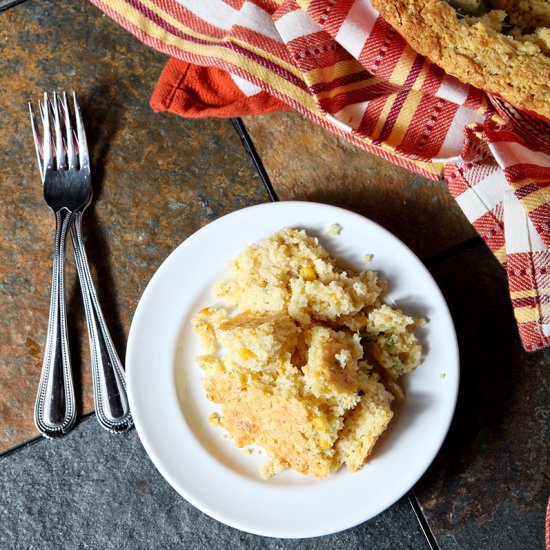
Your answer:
126,201 -> 459,539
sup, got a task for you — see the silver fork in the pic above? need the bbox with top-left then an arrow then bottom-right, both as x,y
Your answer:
29,92 -> 85,438
30,92 -> 132,436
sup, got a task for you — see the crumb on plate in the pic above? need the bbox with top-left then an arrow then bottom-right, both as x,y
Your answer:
208,412 -> 221,427
327,223 -> 342,236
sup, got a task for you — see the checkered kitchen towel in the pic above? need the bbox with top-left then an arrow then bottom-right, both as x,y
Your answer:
89,0 -> 550,351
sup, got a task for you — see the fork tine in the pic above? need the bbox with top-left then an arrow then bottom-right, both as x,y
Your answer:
60,92 -> 77,169
51,92 -> 65,171
29,103 -> 45,182
46,98 -> 58,161
40,93 -> 53,175
72,92 -> 89,169
57,95 -> 78,158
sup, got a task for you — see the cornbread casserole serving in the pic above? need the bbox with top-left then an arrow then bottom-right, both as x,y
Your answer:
372,0 -> 550,119
192,229 -> 425,479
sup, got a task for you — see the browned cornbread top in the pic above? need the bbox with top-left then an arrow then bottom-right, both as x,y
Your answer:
372,0 -> 550,119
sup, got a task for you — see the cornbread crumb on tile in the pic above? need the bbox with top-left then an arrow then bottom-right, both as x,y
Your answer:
192,228 -> 425,479
327,223 -> 342,236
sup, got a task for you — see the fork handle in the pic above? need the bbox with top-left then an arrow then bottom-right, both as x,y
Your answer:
35,208 -> 77,438
71,212 -> 133,433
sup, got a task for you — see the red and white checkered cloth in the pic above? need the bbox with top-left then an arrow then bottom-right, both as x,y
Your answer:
90,0 -> 550,351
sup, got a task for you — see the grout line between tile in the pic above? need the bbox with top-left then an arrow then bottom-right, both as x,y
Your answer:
0,434 -> 44,459
0,0 -> 27,12
408,490 -> 441,550
230,118 -> 279,203
423,236 -> 484,268
0,410 -> 97,459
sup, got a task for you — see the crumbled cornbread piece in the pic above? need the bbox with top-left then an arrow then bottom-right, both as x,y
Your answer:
261,459 -> 289,479
215,228 -> 384,325
202,367 -> 340,477
192,307 -> 229,355
217,312 -> 301,372
303,326 -> 362,397
192,229 -> 425,479
452,0 -> 483,12
336,373 -> 394,472
365,305 -> 424,379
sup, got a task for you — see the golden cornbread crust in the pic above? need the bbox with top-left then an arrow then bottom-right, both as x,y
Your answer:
192,229 -> 425,479
372,0 -> 550,119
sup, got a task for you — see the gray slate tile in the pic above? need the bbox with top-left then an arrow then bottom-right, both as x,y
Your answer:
1,416 -> 428,550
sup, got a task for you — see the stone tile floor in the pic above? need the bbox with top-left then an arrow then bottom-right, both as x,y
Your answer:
0,0 -> 547,548
2,417 -> 428,550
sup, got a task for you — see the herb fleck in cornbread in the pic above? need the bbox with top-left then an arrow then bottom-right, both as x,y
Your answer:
192,229 -> 425,479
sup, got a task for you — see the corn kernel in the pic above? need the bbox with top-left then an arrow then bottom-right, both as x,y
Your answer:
198,307 -> 213,315
299,266 -> 317,281
239,348 -> 257,361
312,416 -> 326,431
319,439 -> 330,450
